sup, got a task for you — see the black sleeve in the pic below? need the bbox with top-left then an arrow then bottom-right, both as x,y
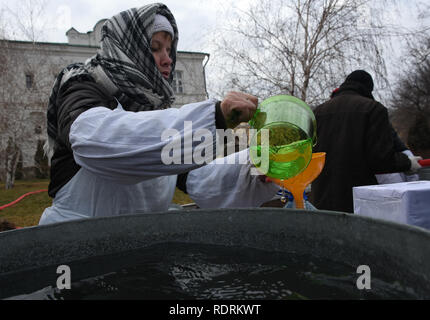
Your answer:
176,172 -> 189,194
48,80 -> 117,198
365,104 -> 411,173
56,79 -> 117,149
215,100 -> 227,130
390,122 -> 408,152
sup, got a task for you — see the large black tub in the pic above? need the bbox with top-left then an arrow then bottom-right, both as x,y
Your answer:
1,208 -> 430,299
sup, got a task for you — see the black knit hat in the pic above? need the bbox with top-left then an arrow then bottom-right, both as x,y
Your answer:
345,70 -> 374,92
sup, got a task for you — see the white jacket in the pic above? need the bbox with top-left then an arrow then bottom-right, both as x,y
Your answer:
39,99 -> 278,225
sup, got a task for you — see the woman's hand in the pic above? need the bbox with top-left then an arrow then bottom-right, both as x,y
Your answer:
220,91 -> 258,128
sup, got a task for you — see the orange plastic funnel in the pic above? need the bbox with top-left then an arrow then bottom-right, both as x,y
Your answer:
271,152 -> 326,209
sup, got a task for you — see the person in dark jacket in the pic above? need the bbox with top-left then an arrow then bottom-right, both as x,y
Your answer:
375,123 -> 420,184
309,70 -> 422,213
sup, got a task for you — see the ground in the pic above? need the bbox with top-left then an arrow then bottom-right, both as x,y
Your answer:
0,179 -> 193,228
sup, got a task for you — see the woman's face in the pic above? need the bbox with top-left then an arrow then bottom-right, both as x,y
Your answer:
151,31 -> 173,80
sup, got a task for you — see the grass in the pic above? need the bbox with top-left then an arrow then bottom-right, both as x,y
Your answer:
0,179 -> 193,228
0,179 -> 51,227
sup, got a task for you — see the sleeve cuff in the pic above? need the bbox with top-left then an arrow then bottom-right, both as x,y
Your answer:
215,100 -> 227,130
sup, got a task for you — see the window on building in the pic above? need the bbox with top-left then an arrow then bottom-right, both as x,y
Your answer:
34,125 -> 42,134
173,70 -> 183,94
25,73 -> 34,89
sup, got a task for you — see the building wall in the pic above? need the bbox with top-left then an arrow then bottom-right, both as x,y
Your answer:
0,22 -> 209,178
173,52 -> 209,106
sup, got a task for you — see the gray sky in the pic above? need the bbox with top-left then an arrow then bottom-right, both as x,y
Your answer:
1,0 -> 426,52
1,0 -> 428,102
46,0 -> 223,51
0,0 -> 251,52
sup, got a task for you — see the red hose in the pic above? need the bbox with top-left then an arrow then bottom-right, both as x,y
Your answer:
0,189 -> 48,211
418,159 -> 430,167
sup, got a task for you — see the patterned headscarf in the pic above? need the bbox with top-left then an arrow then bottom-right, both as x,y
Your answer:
47,3 -> 178,149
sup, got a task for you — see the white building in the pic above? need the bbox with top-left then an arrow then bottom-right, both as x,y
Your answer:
0,20 -> 210,179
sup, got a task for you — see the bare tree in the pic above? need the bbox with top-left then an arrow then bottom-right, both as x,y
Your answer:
0,6 -> 7,39
390,36 -> 430,144
387,0 -> 430,143
207,0 -> 417,106
1,0 -> 49,42
0,0 -> 59,188
0,105 -> 28,189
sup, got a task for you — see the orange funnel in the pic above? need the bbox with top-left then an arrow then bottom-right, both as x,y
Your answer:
271,152 -> 326,209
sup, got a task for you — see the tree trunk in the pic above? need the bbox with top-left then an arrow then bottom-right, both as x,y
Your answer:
5,142 -> 20,189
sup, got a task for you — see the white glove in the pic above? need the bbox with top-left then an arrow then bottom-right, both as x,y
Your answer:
402,150 -> 414,157
408,156 -> 423,173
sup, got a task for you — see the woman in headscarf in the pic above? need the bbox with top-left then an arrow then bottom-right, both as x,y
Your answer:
39,3 -> 278,224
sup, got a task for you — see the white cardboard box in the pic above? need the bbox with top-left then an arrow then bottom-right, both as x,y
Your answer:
353,181 -> 430,230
